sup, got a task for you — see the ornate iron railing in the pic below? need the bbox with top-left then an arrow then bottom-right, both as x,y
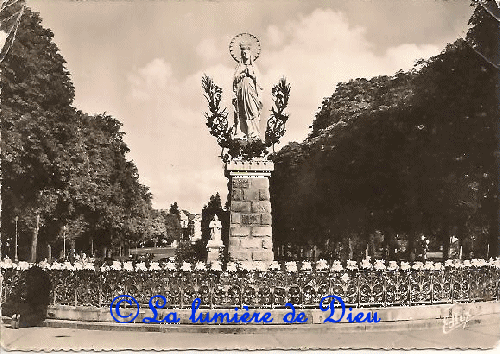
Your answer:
2,267 -> 499,309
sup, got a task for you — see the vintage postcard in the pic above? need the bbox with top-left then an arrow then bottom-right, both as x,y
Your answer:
1,0 -> 499,351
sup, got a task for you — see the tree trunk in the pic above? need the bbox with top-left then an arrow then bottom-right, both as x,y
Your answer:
30,214 -> 40,263
69,239 -> 75,262
441,224 -> 450,261
488,222 -> 499,258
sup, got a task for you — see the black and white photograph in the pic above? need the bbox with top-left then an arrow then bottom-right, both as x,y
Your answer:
0,0 -> 499,351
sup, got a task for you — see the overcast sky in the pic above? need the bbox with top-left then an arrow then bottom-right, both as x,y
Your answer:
27,0 -> 473,213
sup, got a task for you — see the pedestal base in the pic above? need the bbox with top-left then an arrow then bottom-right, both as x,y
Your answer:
225,159 -> 274,263
206,240 -> 224,262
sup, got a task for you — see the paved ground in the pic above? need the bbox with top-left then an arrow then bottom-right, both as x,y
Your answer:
1,315 -> 499,350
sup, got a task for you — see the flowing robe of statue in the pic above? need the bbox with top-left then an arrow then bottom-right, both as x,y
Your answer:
232,55 -> 263,140
209,215 -> 222,242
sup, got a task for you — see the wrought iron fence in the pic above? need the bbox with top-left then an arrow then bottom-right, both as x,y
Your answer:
2,267 -> 499,309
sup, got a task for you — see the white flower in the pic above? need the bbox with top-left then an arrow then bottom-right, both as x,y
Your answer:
73,262 -> 83,271
433,262 -> 443,271
360,259 -> 372,270
239,261 -> 255,272
412,261 -> 423,270
163,262 -> 177,271
400,261 -> 411,271
341,273 -> 349,282
83,262 -> 95,271
62,261 -> 75,271
194,261 -> 206,271
268,261 -> 281,271
38,259 -> 50,269
444,259 -> 454,267
100,264 -> 110,272
16,261 -> 31,271
226,262 -> 237,272
463,260 -> 471,267
123,261 -> 134,271
111,261 -> 122,271
301,261 -> 312,271
330,260 -> 343,272
149,262 -> 161,271
374,260 -> 386,271
473,258 -> 485,266
285,261 -> 297,272
316,259 -> 329,271
254,261 -> 268,272
424,261 -> 434,270
346,260 -> 358,271
135,262 -> 148,271
489,258 -> 500,269
50,261 -> 63,270
180,262 -> 191,272
494,259 -> 500,269
0,257 -> 13,269
387,261 -> 399,271
210,261 -> 222,271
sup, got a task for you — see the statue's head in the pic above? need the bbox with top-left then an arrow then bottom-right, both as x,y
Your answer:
239,42 -> 252,62
230,33 -> 260,63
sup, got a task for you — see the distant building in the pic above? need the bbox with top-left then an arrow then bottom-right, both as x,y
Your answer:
160,209 -> 202,244
180,210 -> 189,229
181,210 -> 202,243
189,214 -> 202,243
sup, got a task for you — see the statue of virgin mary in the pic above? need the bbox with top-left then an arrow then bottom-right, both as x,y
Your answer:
229,33 -> 263,140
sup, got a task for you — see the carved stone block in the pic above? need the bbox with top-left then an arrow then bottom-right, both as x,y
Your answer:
232,178 -> 250,189
252,250 -> 274,262
261,213 -> 272,225
243,188 -> 260,201
230,226 -> 251,237
251,201 -> 271,213
230,212 -> 241,225
241,213 -> 261,225
240,237 -> 262,249
231,201 -> 251,213
251,226 -> 272,237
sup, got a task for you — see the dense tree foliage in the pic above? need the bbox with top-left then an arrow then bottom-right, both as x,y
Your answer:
169,202 -> 180,215
1,7 -> 153,260
271,1 -> 500,260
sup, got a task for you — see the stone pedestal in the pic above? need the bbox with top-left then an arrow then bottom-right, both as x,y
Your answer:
206,240 -> 224,262
225,159 -> 274,263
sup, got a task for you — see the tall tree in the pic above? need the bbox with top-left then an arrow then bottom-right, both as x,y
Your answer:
169,202 -> 180,216
1,6 -> 155,260
272,1 -> 500,259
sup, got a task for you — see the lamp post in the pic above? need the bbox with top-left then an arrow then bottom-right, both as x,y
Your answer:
14,215 -> 18,262
63,225 -> 66,260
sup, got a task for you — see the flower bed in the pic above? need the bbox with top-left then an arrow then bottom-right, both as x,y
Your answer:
1,257 -> 499,309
